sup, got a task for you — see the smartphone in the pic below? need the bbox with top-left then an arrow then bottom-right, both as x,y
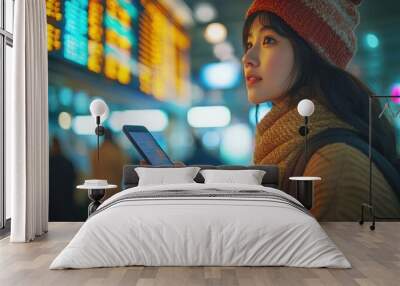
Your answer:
122,125 -> 174,166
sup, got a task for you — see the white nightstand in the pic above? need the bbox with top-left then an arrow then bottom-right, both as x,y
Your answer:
77,181 -> 117,217
289,177 -> 321,210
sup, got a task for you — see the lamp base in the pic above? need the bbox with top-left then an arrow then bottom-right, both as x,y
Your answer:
296,180 -> 314,210
88,189 -> 106,216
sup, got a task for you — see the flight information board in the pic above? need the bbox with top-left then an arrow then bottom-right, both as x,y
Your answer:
46,0 -> 191,102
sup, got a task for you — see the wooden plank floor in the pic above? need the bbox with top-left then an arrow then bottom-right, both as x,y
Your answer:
0,222 -> 399,286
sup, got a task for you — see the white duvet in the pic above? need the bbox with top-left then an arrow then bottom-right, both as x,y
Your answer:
50,183 -> 351,269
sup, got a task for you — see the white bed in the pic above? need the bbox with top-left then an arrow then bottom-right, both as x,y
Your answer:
50,183 -> 351,269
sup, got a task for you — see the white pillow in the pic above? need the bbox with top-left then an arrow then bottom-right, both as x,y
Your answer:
135,167 -> 201,186
200,169 -> 266,185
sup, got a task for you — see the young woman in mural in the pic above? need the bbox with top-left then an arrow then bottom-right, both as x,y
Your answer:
242,0 -> 400,220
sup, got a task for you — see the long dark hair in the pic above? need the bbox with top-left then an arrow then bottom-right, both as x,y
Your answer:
243,12 -> 397,162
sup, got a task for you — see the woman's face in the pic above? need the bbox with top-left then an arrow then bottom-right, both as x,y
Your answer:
242,16 -> 295,105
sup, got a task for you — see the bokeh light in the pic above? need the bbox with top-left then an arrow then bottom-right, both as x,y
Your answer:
204,22 -> 227,44
72,115 -> 96,135
194,2 -> 217,23
187,106 -> 231,128
220,124 -> 253,164
365,33 -> 379,49
59,87 -> 73,106
213,42 -> 234,61
200,61 -> 241,89
74,91 -> 90,114
58,112 -> 72,130
108,109 -> 169,132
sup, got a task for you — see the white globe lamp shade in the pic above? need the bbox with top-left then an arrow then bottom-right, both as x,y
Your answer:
297,99 -> 315,117
90,99 -> 109,121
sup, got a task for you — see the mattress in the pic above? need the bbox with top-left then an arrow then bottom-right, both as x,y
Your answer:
50,183 -> 350,269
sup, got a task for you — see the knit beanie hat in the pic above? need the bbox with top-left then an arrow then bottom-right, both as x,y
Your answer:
246,0 -> 362,68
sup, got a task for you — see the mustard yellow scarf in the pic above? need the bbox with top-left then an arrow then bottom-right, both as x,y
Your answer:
254,96 -> 353,185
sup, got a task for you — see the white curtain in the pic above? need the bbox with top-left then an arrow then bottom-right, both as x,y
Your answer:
8,0 -> 49,242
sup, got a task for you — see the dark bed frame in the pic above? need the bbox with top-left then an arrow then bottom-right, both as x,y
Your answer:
122,165 -> 280,190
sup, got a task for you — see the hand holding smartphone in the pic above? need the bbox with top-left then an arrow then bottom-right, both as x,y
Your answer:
123,125 -> 174,166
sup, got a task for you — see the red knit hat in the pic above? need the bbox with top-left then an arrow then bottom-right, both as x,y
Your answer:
246,0 -> 362,68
